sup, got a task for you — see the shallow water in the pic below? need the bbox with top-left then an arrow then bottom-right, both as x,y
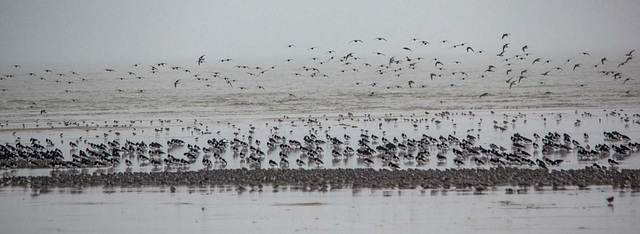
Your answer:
1,108 -> 639,178
0,185 -> 637,233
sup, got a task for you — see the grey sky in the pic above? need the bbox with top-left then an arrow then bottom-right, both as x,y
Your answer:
1,0 -> 639,69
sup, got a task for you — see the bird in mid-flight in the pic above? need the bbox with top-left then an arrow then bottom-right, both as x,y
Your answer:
198,54 -> 205,66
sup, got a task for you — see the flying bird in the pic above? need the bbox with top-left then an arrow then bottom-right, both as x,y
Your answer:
466,46 -> 474,53
532,58 -> 542,64
174,79 -> 181,88
388,57 -> 396,66
502,43 -> 510,51
626,49 -> 635,57
349,39 -> 363,43
373,37 -> 387,41
197,54 -> 205,66
429,73 -> 437,80
479,92 -> 490,98
501,33 -> 510,40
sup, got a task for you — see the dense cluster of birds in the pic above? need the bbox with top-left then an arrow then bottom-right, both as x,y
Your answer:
3,167 -> 640,193
1,110 -> 638,172
1,33 -> 637,102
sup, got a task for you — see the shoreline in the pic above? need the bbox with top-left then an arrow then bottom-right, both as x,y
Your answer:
1,106 -> 637,132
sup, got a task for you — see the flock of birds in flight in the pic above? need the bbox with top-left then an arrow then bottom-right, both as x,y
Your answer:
1,33 -> 637,98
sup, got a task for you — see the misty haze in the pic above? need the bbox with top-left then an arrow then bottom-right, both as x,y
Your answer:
1,1 -> 640,233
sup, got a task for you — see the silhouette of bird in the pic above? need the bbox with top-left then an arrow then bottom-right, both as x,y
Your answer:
479,92 -> 489,98
349,39 -> 363,43
573,64 -> 581,71
466,47 -> 474,53
606,196 -> 614,205
522,45 -> 528,52
532,58 -> 542,64
197,54 -> 205,66
501,33 -> 510,39
402,47 -> 412,51
626,49 -> 635,57
174,79 -> 181,88
373,37 -> 387,41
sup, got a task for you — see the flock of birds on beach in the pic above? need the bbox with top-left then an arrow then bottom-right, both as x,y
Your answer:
0,33 -> 637,104
1,33 -> 639,197
1,110 -> 639,172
